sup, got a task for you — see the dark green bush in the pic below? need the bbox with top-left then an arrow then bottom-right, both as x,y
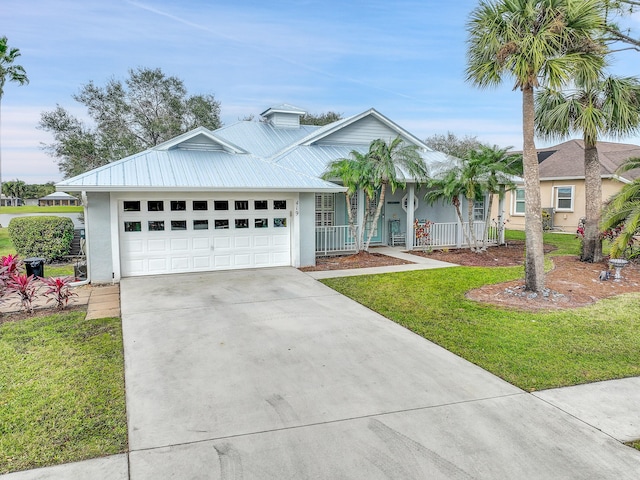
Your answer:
7,216 -> 75,262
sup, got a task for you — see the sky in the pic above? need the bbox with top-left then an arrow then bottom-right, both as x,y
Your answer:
2,0 -> 640,184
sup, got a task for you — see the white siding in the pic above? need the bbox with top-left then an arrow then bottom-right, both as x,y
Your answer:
315,116 -> 402,145
269,112 -> 301,128
86,192 -> 114,283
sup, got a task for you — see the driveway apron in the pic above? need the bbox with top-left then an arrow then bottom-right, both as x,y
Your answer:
121,267 -> 640,479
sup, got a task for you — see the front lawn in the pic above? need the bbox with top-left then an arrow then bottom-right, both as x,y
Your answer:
323,232 -> 640,391
0,206 -> 83,214
0,311 -> 127,474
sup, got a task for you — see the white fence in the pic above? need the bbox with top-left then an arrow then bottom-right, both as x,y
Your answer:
315,221 -> 500,255
315,225 -> 359,255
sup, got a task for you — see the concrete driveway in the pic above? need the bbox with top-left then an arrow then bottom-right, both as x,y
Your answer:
121,267 -> 640,479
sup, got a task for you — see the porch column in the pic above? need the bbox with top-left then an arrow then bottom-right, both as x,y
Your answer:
498,186 -> 506,245
406,183 -> 415,250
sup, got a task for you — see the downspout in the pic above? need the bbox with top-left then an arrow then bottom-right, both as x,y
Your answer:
70,191 -> 90,286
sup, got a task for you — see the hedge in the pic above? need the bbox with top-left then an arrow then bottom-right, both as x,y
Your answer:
7,216 -> 75,262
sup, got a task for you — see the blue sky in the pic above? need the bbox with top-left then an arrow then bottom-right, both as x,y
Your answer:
3,0 -> 640,183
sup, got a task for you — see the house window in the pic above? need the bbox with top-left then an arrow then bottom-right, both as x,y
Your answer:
473,199 -> 485,221
148,201 -> 164,212
170,201 -> 186,211
513,188 -> 525,215
148,221 -> 165,231
193,220 -> 208,230
555,186 -> 574,211
124,221 -> 141,232
315,193 -> 334,227
171,220 -> 187,231
123,201 -> 140,212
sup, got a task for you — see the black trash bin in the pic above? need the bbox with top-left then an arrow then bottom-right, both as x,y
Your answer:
24,257 -> 46,278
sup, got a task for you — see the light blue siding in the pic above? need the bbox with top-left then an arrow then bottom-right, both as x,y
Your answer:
86,192 -> 113,283
298,193 -> 316,266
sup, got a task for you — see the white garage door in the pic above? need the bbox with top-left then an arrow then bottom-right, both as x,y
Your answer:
119,197 -> 291,277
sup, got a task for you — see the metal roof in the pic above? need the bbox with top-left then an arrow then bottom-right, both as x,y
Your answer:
56,148 -> 344,193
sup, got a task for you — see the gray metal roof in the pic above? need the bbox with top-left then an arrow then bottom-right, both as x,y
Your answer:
39,192 -> 77,200
260,103 -> 307,116
56,148 -> 344,193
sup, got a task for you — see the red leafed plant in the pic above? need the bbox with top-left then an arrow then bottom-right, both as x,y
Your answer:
6,273 -> 40,314
1,254 -> 22,274
41,276 -> 77,310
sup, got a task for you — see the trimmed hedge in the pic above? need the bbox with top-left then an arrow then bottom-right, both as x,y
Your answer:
7,216 -> 75,262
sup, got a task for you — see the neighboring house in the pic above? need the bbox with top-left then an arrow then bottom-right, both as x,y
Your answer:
39,192 -> 80,206
494,140 -> 640,232
0,195 -> 23,206
56,104 -> 506,283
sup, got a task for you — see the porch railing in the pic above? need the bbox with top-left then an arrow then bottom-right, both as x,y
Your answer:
413,220 -> 499,249
315,225 -> 359,256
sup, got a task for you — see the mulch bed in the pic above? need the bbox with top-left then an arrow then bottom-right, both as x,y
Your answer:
299,251 -> 412,271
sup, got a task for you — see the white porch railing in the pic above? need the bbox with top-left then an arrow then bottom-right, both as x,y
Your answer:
413,220 -> 500,249
315,225 -> 359,256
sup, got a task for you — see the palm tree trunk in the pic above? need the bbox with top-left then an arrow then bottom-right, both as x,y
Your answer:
522,85 -> 545,292
364,183 -> 386,251
482,193 -> 494,251
345,192 -> 360,253
581,142 -> 603,262
453,197 -> 473,248
466,196 -> 480,251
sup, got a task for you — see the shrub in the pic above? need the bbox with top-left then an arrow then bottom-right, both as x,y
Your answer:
7,216 -> 74,262
41,276 -> 77,309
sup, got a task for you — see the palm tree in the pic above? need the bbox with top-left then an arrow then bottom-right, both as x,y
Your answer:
364,137 -> 429,251
466,0 -> 605,291
600,157 -> 640,258
535,75 -> 640,263
425,146 -> 518,252
322,152 -> 372,251
0,37 -> 29,206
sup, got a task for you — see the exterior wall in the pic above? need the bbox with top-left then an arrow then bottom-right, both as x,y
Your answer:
316,116 -> 399,145
492,178 -> 627,232
86,192 -> 114,283
299,192 -> 316,266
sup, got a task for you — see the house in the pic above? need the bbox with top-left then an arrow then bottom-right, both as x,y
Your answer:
56,104 -> 506,283
38,192 -> 80,206
0,194 -> 23,206
495,140 -> 640,232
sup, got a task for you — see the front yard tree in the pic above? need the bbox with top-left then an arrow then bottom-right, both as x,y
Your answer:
300,111 -> 342,126
0,37 -> 29,205
466,0 -> 605,292
39,67 -> 222,178
536,75 -> 640,263
364,137 -> 429,251
424,132 -> 486,160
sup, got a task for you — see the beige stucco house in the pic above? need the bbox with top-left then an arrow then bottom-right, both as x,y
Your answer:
493,140 -> 640,233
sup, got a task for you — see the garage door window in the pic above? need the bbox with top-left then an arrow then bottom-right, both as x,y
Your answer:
274,200 -> 287,210
124,221 -> 141,232
148,201 -> 164,212
148,221 -> 165,231
171,201 -> 186,211
124,201 -> 140,212
235,200 -> 249,210
255,218 -> 268,228
214,201 -> 229,211
215,219 -> 229,229
274,218 -> 287,227
193,220 -> 208,230
254,200 -> 268,210
193,201 -> 208,211
235,219 -> 249,228
171,220 -> 187,231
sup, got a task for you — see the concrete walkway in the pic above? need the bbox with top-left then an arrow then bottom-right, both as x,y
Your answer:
307,246 -> 457,279
3,265 -> 640,479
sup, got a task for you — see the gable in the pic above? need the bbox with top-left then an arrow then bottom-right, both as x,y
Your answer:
172,133 -> 225,151
312,115 -> 404,146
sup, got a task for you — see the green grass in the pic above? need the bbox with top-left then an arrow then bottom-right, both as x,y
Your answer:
322,232 -> 639,392
0,312 -> 127,473
627,440 -> 640,451
323,268 -> 640,392
0,229 -> 13,257
0,206 -> 82,214
505,229 -> 581,256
